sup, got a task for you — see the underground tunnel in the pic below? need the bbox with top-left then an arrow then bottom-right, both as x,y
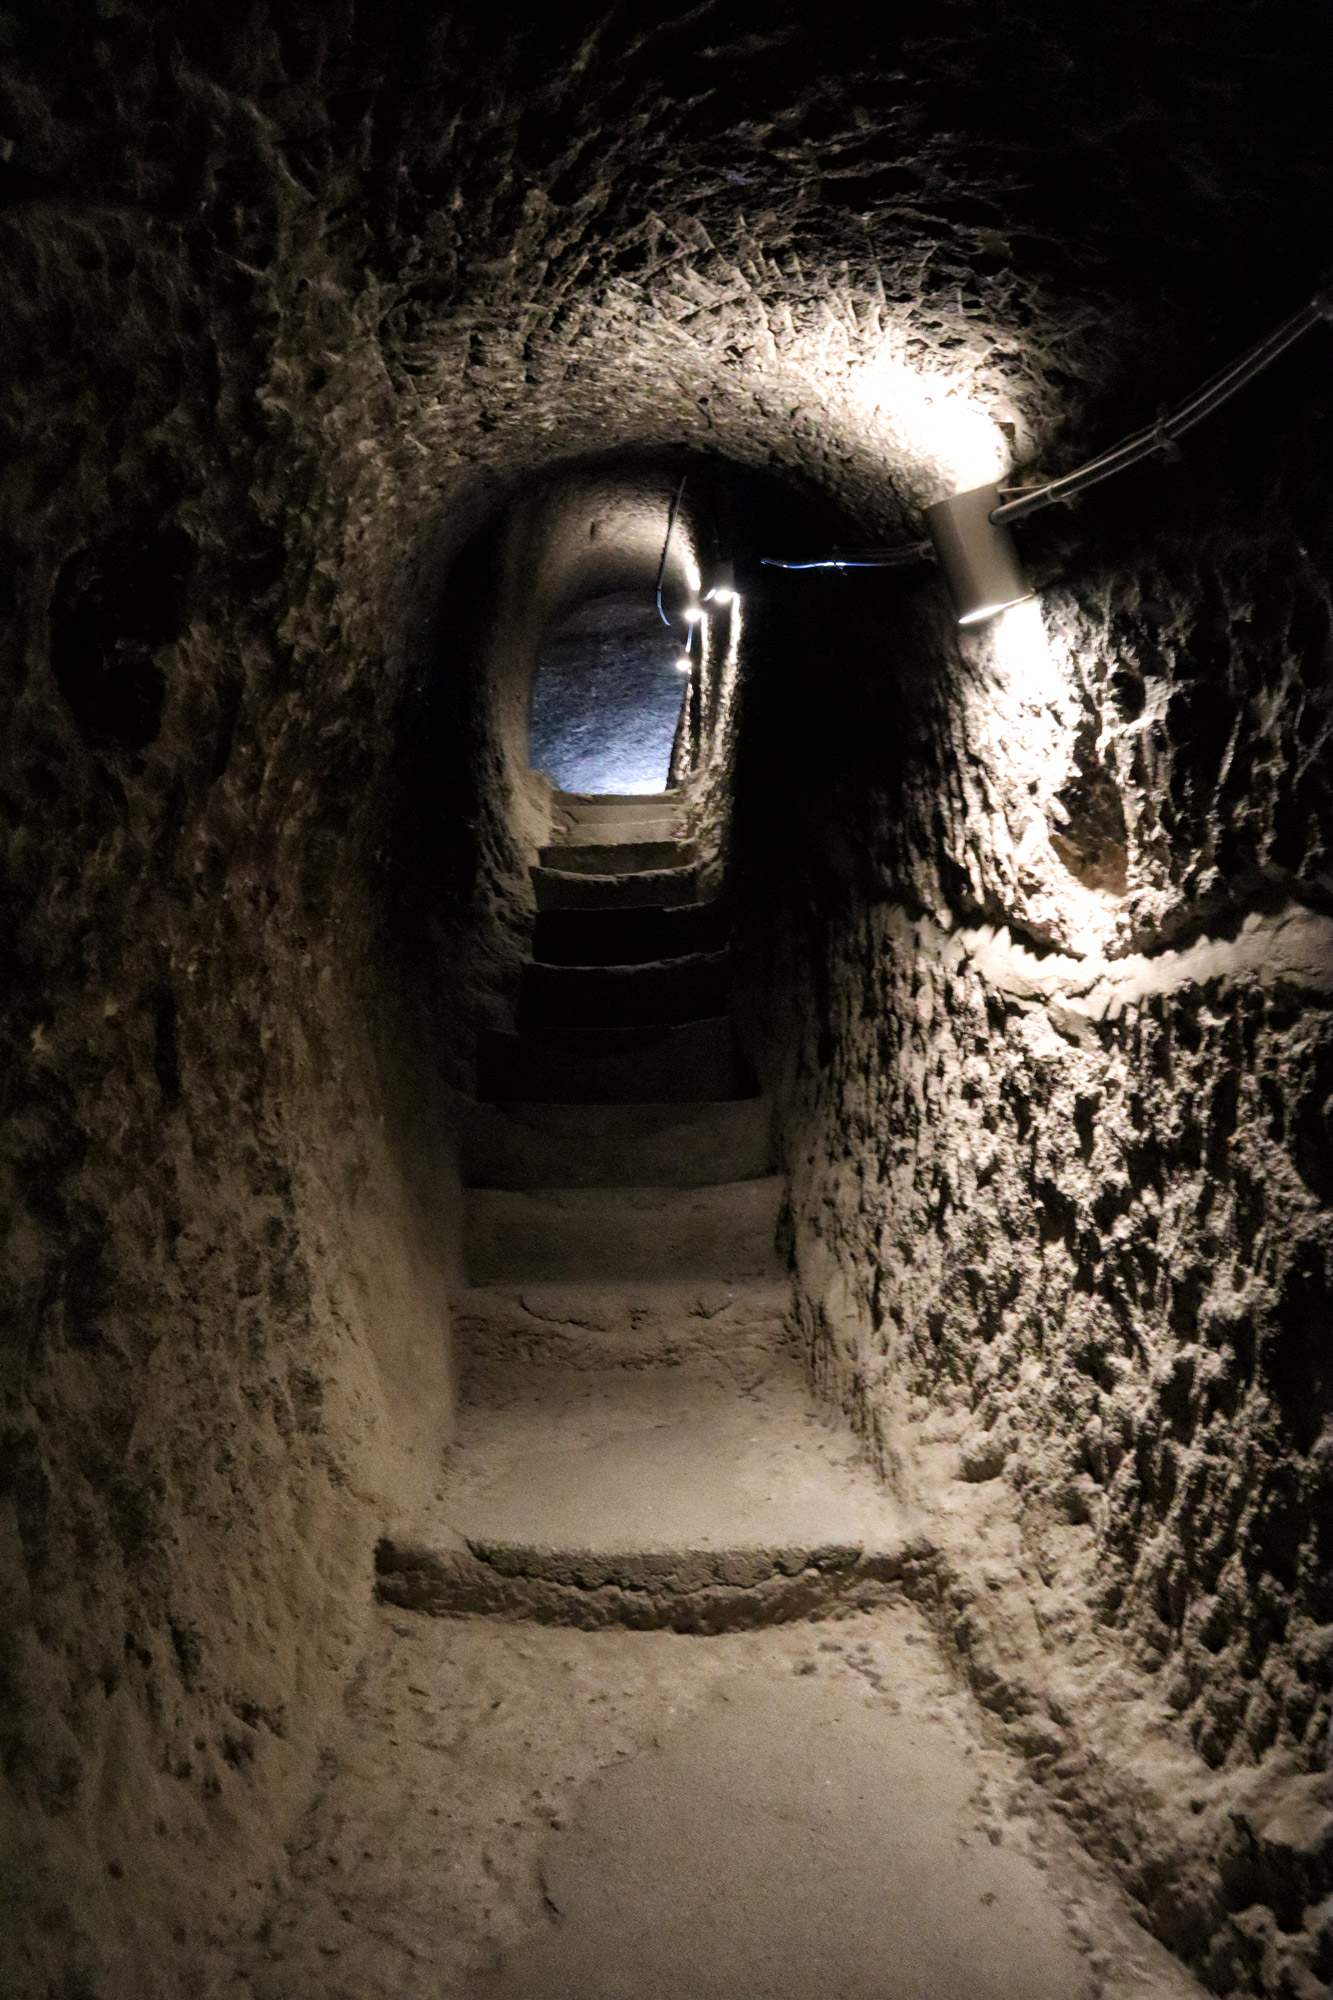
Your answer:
2,5 -> 1332,1997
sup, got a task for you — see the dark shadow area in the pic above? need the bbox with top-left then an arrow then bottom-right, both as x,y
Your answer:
49,522 -> 194,751
729,480 -> 944,905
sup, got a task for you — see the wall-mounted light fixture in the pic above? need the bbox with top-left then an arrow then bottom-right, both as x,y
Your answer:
764,289 -> 1333,624
703,560 -> 738,607
656,479 -> 742,629
922,482 -> 1032,625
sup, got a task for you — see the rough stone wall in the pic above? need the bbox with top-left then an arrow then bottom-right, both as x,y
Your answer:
742,451 -> 1333,1991
0,16 -> 465,1990
3,4 -> 1333,1994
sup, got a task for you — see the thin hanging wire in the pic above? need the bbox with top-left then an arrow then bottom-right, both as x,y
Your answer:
655,473 -> 688,625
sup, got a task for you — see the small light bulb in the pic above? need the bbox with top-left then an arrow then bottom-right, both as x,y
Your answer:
683,606 -> 702,622
677,655 -> 692,672
711,586 -> 736,606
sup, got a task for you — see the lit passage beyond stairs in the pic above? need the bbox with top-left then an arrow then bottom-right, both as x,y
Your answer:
368,789 -> 1201,2000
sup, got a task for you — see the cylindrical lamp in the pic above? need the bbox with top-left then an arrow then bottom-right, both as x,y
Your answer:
924,482 -> 1033,625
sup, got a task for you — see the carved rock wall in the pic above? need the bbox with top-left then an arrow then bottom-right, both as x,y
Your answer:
735,473 -> 1333,1994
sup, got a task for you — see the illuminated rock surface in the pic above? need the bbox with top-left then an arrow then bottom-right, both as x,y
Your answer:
530,592 -> 689,794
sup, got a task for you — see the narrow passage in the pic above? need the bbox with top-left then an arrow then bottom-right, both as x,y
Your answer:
324,795 -> 1204,1997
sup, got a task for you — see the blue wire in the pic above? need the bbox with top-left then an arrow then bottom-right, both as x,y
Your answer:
760,553 -> 928,570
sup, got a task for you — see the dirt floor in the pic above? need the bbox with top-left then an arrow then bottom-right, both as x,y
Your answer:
214,1599 -> 1207,2000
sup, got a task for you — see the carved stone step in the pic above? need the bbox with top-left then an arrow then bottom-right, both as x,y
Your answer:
531,864 -> 701,911
538,839 -> 699,876
478,1016 -> 739,1103
463,1177 -> 785,1283
518,951 -> 729,1033
533,899 -> 729,967
462,1096 -> 773,1188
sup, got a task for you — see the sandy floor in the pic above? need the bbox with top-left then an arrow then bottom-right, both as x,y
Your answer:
216,1598 -> 1205,2000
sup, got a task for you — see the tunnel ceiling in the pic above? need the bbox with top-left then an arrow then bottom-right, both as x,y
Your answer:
8,0 -> 1333,608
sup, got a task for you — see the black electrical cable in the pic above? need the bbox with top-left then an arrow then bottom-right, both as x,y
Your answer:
655,473 -> 688,625
993,290 -> 1333,524
758,288 -> 1333,566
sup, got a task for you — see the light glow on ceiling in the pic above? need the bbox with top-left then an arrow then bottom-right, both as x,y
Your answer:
850,350 -> 1013,497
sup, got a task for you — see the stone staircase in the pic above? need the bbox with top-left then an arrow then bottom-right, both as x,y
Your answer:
476,789 -> 736,1105
377,789 -> 909,1631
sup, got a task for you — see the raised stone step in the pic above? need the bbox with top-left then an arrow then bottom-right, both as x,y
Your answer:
451,1278 -> 792,1368
551,789 -> 684,829
462,1097 -> 773,1189
464,1177 -> 785,1283
551,817 -> 679,848
538,839 -> 698,876
533,900 -> 729,967
478,1016 -> 738,1103
518,952 -> 729,1033
532,864 -> 701,912
375,1357 -> 911,1633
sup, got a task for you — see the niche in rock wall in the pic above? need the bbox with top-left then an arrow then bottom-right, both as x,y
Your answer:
529,590 -> 689,795
49,523 -> 194,751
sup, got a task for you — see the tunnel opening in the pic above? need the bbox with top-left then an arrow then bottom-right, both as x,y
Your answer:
528,588 -> 689,796
393,449 -> 875,1091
